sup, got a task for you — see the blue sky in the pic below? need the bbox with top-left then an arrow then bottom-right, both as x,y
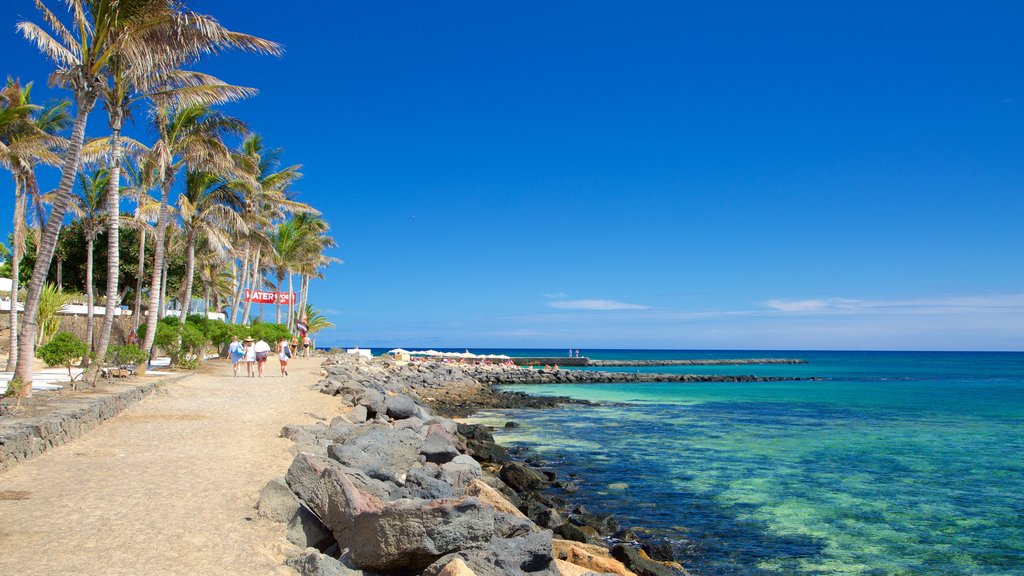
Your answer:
2,1 -> 1023,350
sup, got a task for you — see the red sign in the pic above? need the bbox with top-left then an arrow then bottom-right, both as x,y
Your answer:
244,289 -> 296,304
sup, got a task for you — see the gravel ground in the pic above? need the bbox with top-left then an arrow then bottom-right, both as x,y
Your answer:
0,356 -> 345,576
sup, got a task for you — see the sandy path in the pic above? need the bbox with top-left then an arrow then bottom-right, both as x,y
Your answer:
0,357 -> 345,576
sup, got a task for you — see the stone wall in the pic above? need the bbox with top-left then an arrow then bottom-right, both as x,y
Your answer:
0,313 -> 137,354
0,377 -> 177,472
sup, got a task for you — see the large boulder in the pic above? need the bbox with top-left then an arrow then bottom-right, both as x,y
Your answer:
404,465 -> 458,500
328,427 -> 423,482
354,388 -> 387,418
347,496 -> 495,572
421,424 -> 462,464
610,544 -> 684,576
465,479 -> 526,519
424,530 -> 558,576
285,548 -> 367,576
552,540 -> 636,576
287,505 -> 335,551
256,476 -> 301,522
285,454 -> 391,545
385,394 -> 419,420
499,462 -> 549,493
440,455 -> 483,488
435,558 -> 477,576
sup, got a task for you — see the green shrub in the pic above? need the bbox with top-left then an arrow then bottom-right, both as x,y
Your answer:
105,344 -> 149,367
37,332 -> 88,382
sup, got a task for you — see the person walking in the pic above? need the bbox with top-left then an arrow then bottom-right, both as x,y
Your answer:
254,337 -> 271,377
228,336 -> 244,377
243,337 -> 256,377
278,337 -> 292,376
302,334 -> 312,358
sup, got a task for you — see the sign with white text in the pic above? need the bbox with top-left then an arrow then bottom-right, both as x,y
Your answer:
243,289 -> 296,304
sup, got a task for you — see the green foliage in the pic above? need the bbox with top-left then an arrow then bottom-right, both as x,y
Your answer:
303,304 -> 335,334
104,344 -> 148,367
38,283 -> 73,345
247,321 -> 291,344
37,332 -> 88,371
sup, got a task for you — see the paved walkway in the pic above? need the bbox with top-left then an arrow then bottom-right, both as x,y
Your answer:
0,357 -> 345,576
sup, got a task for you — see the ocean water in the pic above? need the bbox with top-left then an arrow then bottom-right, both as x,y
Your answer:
465,350 -> 1024,576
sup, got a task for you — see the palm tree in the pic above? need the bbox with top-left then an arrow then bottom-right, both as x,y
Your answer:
0,79 -> 70,371
64,170 -> 110,360
137,104 -> 245,370
17,0 -> 280,387
176,169 -> 245,335
226,135 -> 312,324
290,213 -> 341,329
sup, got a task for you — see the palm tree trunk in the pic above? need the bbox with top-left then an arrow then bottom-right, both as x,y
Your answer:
179,240 -> 196,328
133,229 -> 146,330
83,234 -> 95,364
241,248 -> 260,323
137,180 -> 171,374
275,273 -> 283,324
55,257 -> 62,287
284,270 -> 292,330
15,97 -> 96,387
230,256 -> 247,324
93,118 -> 125,371
160,255 -> 169,319
7,176 -> 27,371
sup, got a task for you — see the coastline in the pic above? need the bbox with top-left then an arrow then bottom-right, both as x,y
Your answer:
271,353 -> 763,575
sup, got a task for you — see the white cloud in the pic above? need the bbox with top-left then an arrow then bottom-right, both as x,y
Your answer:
763,293 -> 1024,315
546,299 -> 652,311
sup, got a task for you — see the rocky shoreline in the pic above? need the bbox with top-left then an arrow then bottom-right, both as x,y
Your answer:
264,354 -> 693,575
461,364 -> 816,386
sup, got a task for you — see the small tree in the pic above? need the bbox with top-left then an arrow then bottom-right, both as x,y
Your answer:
105,344 -> 149,369
37,332 -> 88,388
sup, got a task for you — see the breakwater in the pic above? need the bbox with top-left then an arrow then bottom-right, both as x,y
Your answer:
585,358 -> 807,367
466,365 -> 814,386
269,354 -> 690,575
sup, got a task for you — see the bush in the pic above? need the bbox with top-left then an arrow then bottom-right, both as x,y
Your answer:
105,344 -> 148,368
37,332 -> 88,382
248,321 -> 291,345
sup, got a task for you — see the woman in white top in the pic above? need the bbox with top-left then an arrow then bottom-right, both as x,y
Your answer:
243,338 -> 256,377
278,338 -> 292,376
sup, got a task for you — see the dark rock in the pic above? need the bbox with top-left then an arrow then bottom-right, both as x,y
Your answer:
541,470 -> 557,482
385,394 -> 419,420
534,508 -> 564,529
348,405 -> 368,424
348,496 -> 495,572
420,424 -> 461,464
354,388 -> 386,418
285,548 -> 366,576
287,505 -> 335,551
439,454 -> 483,488
329,427 -> 423,482
424,530 -> 558,576
504,421 -> 520,428
404,465 -> 457,500
499,462 -> 549,493
552,522 -> 590,543
613,528 -> 640,542
611,544 -> 684,576
557,480 -> 579,493
393,416 -> 425,433
256,476 -> 301,522
642,539 -> 676,562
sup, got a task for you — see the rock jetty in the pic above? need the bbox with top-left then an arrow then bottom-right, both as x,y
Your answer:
585,358 -> 807,367
268,353 -> 692,575
463,365 -> 813,386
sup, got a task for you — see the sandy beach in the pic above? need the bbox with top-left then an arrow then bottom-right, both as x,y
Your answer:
0,356 -> 345,576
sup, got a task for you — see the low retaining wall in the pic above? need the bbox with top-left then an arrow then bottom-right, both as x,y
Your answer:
0,376 -> 176,473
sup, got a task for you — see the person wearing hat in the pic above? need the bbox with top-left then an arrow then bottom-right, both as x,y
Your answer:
243,337 -> 256,377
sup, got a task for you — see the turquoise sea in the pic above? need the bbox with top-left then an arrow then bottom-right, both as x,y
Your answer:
461,350 -> 1024,576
